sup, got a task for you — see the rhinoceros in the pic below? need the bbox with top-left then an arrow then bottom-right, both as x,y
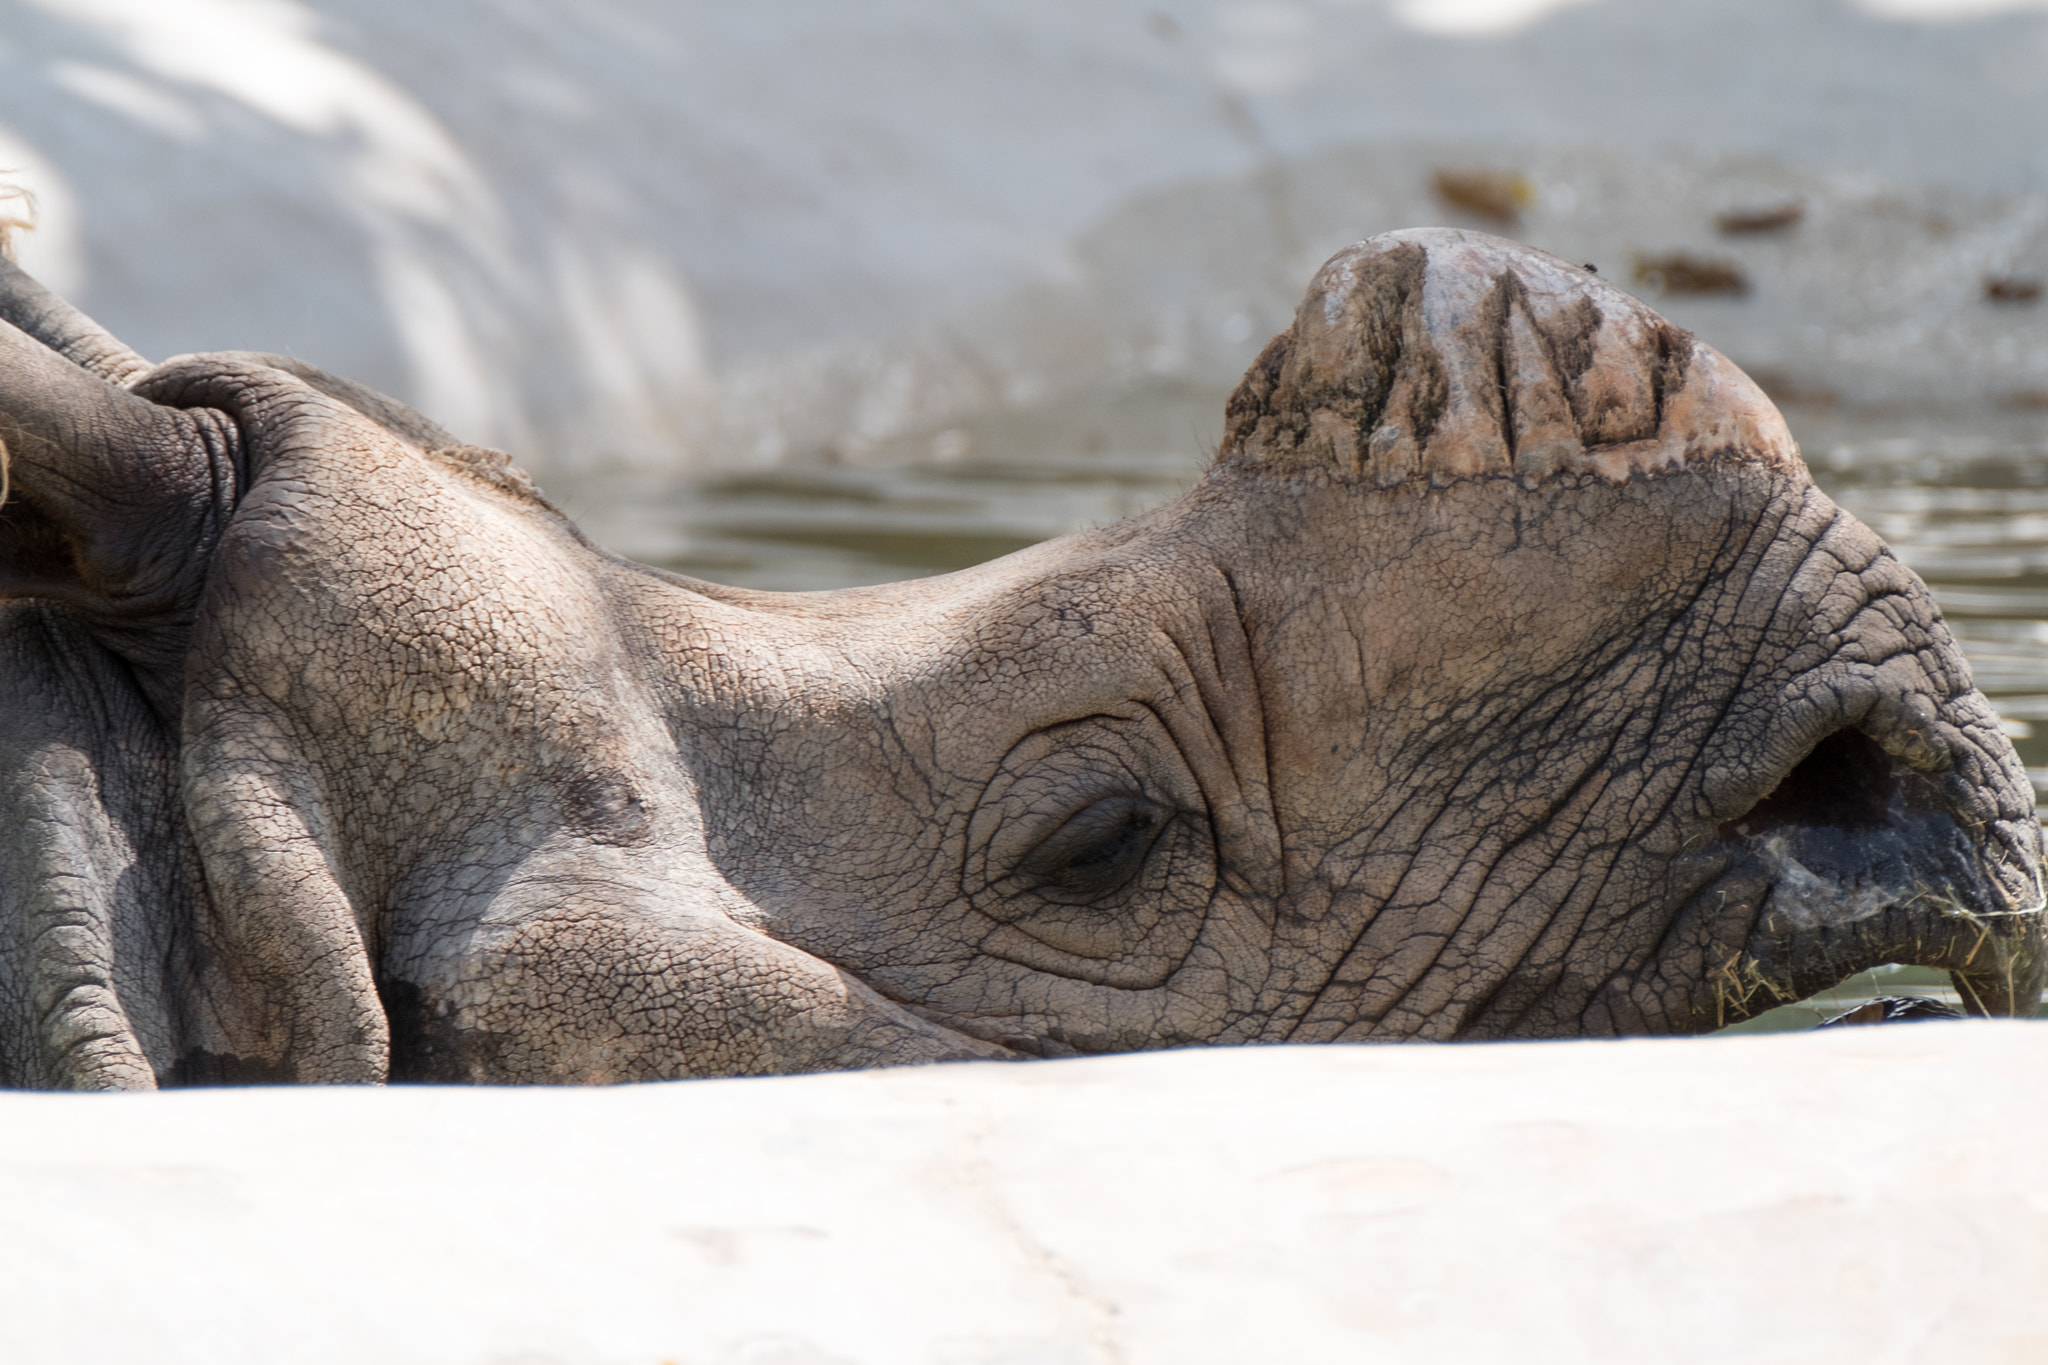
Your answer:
0,228 -> 2039,1089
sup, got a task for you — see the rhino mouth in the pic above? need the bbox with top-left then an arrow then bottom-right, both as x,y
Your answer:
1710,726 -> 2046,1023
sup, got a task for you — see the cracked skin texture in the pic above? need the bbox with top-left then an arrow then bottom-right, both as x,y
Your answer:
0,227 -> 2040,1089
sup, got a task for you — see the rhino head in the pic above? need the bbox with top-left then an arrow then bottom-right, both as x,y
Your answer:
0,228 -> 2039,1088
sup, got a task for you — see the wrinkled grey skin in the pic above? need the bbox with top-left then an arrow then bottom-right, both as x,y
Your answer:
0,228 -> 2040,1089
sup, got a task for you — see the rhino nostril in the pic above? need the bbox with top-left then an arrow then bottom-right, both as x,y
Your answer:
1718,729 -> 1898,841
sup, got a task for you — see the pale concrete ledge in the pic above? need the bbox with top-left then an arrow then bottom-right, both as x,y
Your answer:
1,1025 -> 2043,1363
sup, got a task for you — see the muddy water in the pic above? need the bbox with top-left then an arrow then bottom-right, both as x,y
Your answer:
548,390 -> 2048,1029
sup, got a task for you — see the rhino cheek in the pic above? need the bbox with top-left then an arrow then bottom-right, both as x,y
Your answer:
1177,448 -> 2045,1040
376,878 -> 1008,1083
1167,468 -> 1743,1041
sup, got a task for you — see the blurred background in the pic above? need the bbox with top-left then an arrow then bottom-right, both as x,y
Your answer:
2,1 -> 2045,563
3,0 -> 2046,1015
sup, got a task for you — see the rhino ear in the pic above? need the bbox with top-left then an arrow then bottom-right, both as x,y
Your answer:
0,266 -> 237,693
0,255 -> 150,385
1217,227 -> 1799,486
0,260 -> 204,520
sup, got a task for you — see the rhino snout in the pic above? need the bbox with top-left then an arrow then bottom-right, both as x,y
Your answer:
1713,723 -> 2046,1021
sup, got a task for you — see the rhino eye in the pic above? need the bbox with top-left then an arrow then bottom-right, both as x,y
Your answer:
1014,794 -> 1173,899
965,718 -> 1213,987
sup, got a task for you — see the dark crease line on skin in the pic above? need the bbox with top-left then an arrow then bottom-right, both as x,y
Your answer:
1160,604 -> 1227,746
1476,763 -> 1651,1034
1501,843 -> 1632,1037
1218,562 -> 1285,899
1559,699 -> 1732,1007
1438,688 -> 1645,950
1351,617 -> 1372,722
17,453 -> 113,502
1492,275 -> 1519,467
1284,623 -> 1628,1025
1563,510 -> 1825,1028
1584,501 -> 1760,843
1128,695 -> 1228,880
1300,480 -> 1780,1039
1454,874 -> 1576,1037
1456,611 -> 1642,759
1848,585 -> 1948,639
1283,690 -> 1528,1037
1658,494 -> 1761,658
1386,629 -> 1619,792
1644,487 -> 1814,838
1369,667 -> 1647,1036
1389,816 -> 1575,1033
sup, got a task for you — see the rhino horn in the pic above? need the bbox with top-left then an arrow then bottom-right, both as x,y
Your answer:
1220,227 -> 1798,486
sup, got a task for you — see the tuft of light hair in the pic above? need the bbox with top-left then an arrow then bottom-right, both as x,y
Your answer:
0,181 -> 35,264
